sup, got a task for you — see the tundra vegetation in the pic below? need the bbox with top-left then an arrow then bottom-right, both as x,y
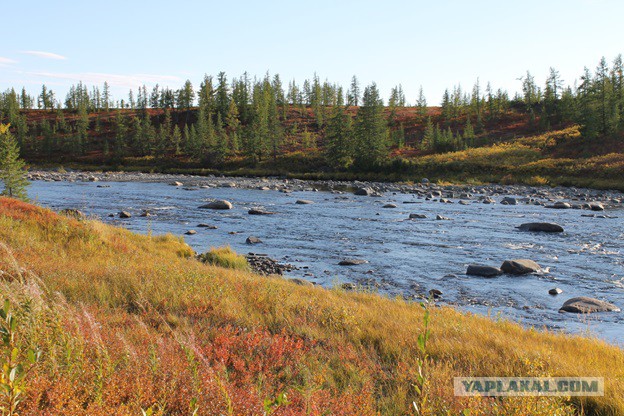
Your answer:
0,197 -> 623,415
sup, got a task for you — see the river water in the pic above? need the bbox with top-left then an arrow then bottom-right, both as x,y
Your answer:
28,180 -> 624,345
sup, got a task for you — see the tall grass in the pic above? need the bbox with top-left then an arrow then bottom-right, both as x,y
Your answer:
197,246 -> 249,271
0,197 -> 623,415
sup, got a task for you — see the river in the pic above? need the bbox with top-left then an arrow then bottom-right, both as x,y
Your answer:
28,177 -> 624,345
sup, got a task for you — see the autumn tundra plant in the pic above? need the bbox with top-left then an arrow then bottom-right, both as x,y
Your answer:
0,300 -> 40,416
197,246 -> 249,271
0,198 -> 623,414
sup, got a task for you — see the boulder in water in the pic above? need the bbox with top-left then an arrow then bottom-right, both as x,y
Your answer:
338,259 -> 368,266
516,222 -> 564,233
248,208 -> 276,215
199,200 -> 233,210
559,297 -> 620,313
500,259 -> 541,275
466,264 -> 503,277
354,187 -> 374,196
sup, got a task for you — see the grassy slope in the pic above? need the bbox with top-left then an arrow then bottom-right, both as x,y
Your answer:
0,197 -> 623,415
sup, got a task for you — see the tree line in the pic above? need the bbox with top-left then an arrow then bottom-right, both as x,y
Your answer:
0,55 -> 622,172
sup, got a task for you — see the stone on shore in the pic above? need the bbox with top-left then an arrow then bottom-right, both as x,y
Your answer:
289,278 -> 314,287
59,208 -> 86,220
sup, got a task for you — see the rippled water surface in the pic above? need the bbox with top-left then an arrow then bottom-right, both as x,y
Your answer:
29,180 -> 624,344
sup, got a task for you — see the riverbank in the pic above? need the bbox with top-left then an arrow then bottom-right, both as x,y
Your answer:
1,196 -> 623,415
27,168 -> 624,207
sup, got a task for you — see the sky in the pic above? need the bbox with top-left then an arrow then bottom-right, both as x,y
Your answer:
2,0 -> 623,105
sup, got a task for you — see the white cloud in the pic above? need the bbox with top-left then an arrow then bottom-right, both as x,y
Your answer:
0,57 -> 18,66
21,50 -> 67,60
27,71 -> 183,89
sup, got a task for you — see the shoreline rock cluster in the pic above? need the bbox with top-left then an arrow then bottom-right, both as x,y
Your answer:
245,253 -> 297,276
27,169 -> 624,209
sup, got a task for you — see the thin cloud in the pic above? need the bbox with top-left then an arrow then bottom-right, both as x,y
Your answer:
28,71 -> 182,89
21,50 -> 67,60
0,57 -> 18,66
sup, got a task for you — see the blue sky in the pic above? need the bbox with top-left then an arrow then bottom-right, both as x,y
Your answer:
2,0 -> 623,105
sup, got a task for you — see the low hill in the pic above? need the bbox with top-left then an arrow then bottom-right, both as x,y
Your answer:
12,106 -> 624,190
0,197 -> 623,415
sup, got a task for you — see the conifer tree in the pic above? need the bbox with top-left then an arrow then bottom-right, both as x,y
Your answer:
225,99 -> 240,154
0,124 -> 29,200
348,75 -> 360,106
354,83 -> 388,167
416,86 -> 427,117
421,117 -> 434,150
171,124 -> 182,155
325,93 -> 354,168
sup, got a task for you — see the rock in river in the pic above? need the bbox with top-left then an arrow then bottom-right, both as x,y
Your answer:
199,200 -> 233,210
382,203 -> 397,208
501,197 -> 518,205
409,214 -> 427,219
119,211 -> 132,218
185,230 -> 196,235
516,222 -> 564,233
559,297 -> 620,313
296,199 -> 314,205
547,201 -> 571,209
248,208 -> 276,215
500,259 -> 541,275
549,288 -> 563,295
339,259 -> 369,266
354,187 -> 374,196
246,236 -> 262,244
466,264 -> 503,277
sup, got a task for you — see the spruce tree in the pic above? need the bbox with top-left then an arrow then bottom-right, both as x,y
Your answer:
416,86 -> 427,117
325,94 -> 354,168
421,117 -> 434,151
354,83 -> 388,168
0,124 -> 29,200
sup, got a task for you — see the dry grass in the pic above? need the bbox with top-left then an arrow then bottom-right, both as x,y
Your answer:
0,197 -> 623,415
197,246 -> 250,271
